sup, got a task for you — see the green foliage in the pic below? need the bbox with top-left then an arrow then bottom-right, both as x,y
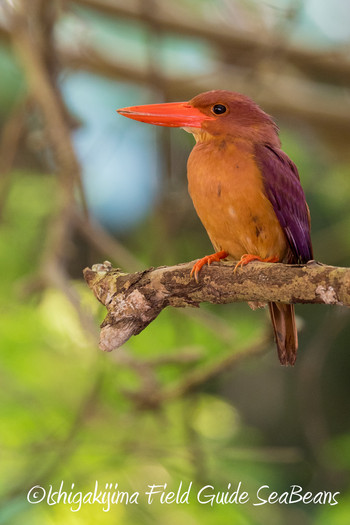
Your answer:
2,163 -> 350,525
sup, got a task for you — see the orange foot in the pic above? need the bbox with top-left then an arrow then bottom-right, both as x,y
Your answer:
190,250 -> 228,282
234,254 -> 279,273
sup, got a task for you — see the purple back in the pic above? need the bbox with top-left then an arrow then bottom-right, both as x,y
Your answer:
254,143 -> 313,263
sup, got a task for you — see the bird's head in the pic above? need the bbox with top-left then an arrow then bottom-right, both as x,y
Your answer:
117,90 -> 280,146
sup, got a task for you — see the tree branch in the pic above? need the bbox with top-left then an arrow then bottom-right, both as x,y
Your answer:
71,0 -> 350,87
83,260 -> 350,352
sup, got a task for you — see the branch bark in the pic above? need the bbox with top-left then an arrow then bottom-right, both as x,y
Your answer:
83,260 -> 350,352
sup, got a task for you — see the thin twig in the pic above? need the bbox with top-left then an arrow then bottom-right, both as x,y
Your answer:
119,335 -> 270,409
162,336 -> 269,402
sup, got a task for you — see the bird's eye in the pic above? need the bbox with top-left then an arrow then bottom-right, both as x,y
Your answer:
212,104 -> 227,115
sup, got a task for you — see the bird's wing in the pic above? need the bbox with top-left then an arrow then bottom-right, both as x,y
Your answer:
254,143 -> 313,263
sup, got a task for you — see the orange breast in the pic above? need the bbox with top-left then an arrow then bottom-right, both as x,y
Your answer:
187,138 -> 288,261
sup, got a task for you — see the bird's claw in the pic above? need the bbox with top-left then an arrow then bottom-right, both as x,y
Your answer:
234,254 -> 279,273
190,251 -> 228,281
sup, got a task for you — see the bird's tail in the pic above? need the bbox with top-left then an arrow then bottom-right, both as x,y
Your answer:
268,302 -> 298,366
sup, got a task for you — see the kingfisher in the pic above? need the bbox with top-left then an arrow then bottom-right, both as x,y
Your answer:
117,90 -> 313,365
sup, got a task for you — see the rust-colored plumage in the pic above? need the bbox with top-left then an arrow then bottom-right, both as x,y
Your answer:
118,90 -> 313,366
